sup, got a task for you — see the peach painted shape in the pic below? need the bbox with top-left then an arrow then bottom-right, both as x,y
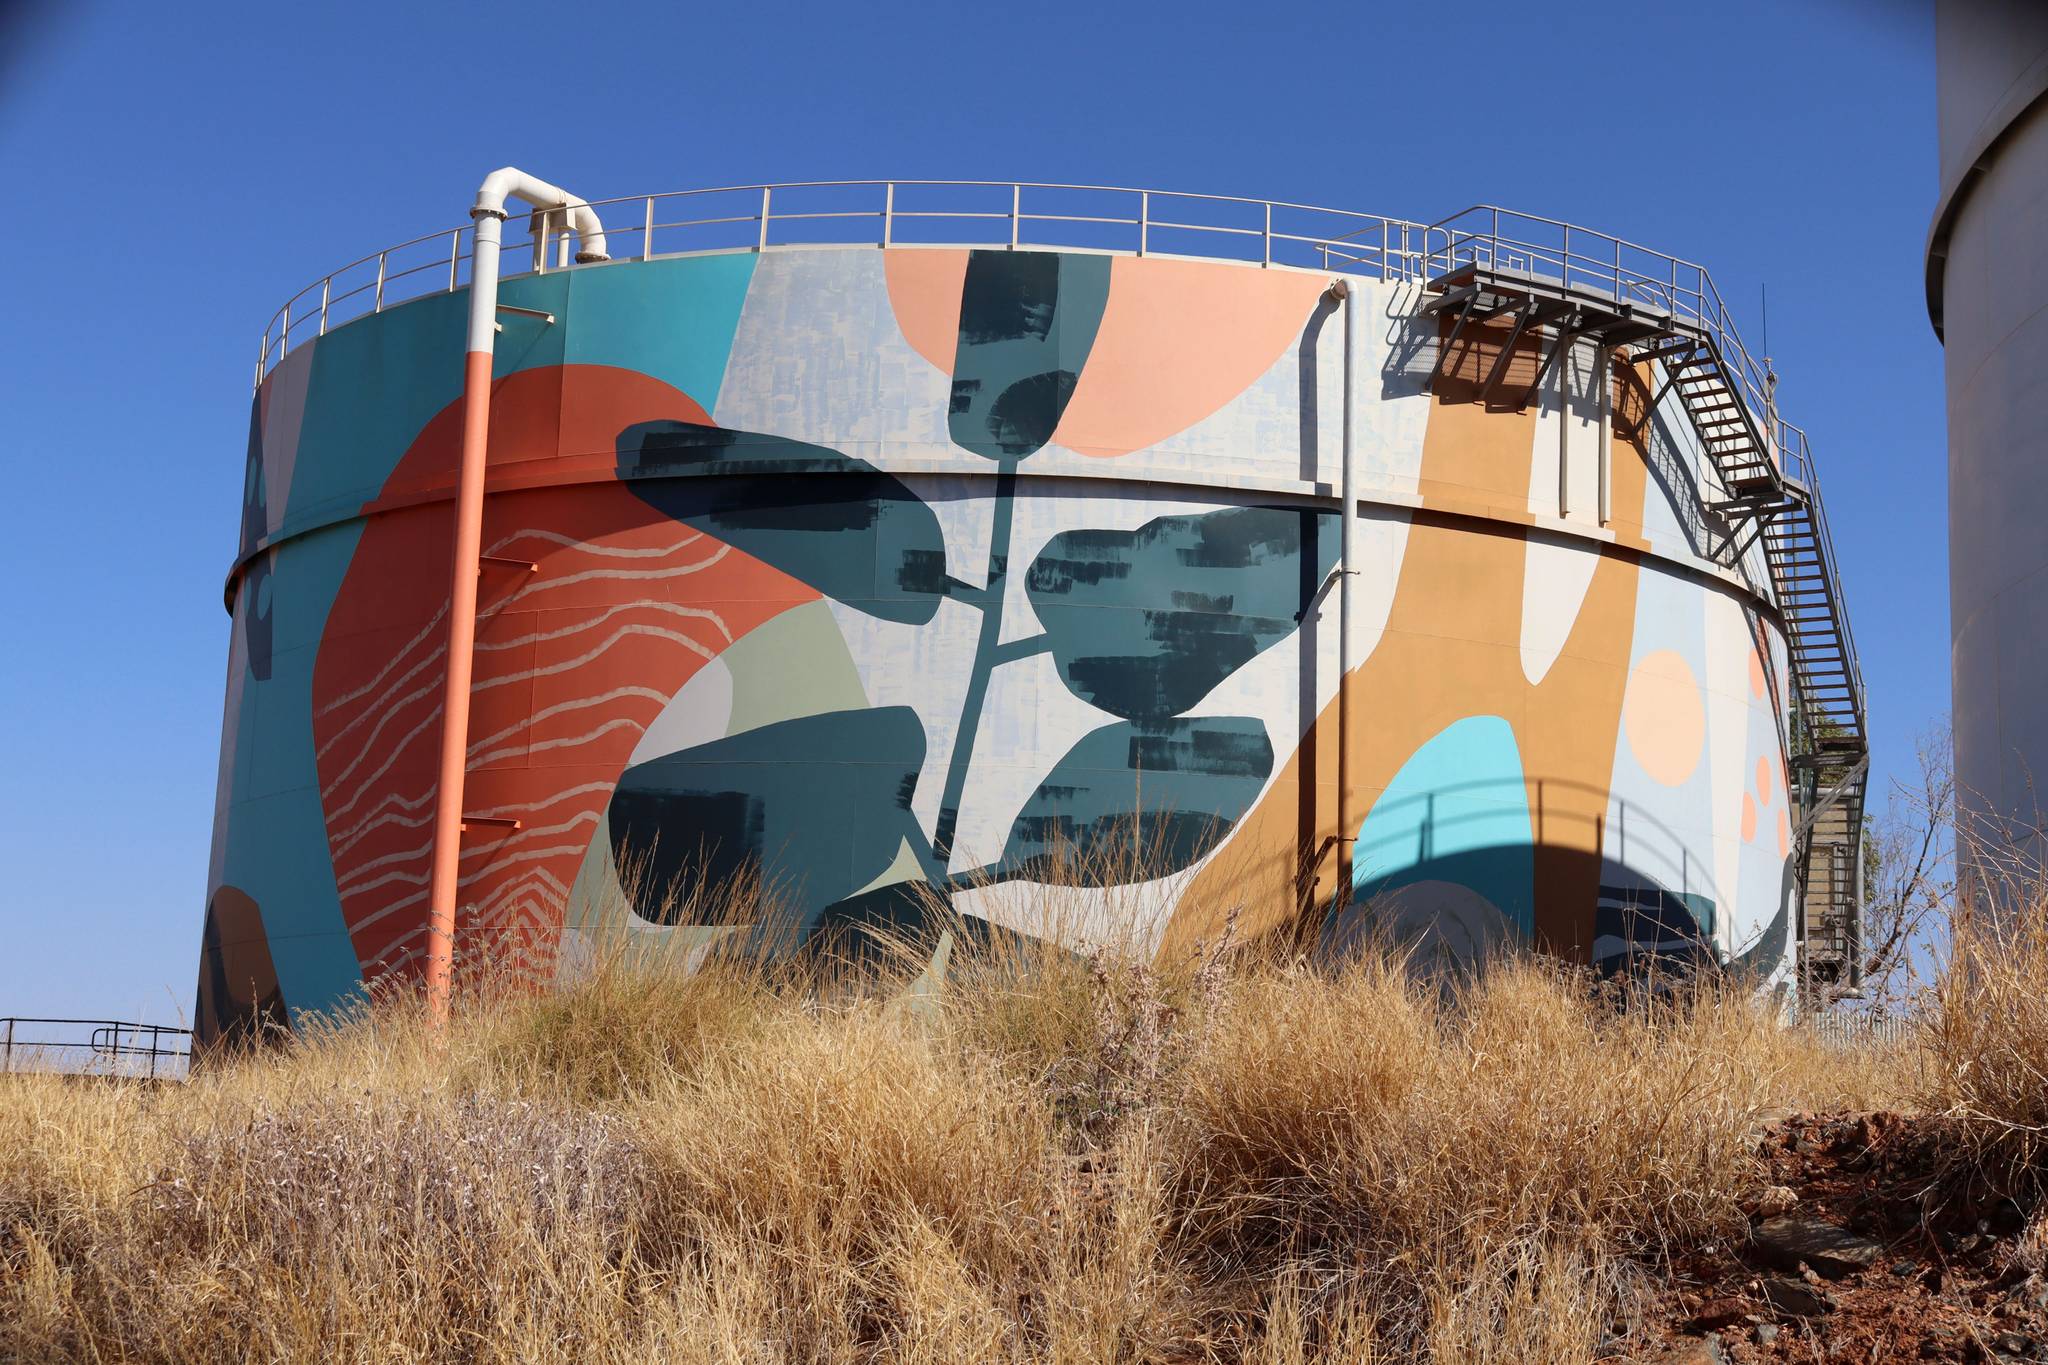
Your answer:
1052,257 -> 1332,459
883,249 -> 970,377
1622,648 -> 1706,787
1741,792 -> 1758,843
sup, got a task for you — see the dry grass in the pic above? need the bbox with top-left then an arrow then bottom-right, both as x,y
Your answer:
0,905 -> 1941,1364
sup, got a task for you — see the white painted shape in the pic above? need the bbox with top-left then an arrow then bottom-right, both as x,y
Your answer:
626,655 -> 732,764
1519,535 -> 1598,685
827,592 -> 982,841
1347,507 -> 1411,674
712,250 -> 956,463
1703,595 -> 1756,950
1355,279 -> 1435,501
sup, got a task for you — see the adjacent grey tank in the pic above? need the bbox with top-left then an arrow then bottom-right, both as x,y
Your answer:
1930,0 -> 2048,877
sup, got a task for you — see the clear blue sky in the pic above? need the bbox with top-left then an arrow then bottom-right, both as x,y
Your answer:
0,0 -> 1941,1024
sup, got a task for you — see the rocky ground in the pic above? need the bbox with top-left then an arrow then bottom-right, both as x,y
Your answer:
1643,1112 -> 2047,1363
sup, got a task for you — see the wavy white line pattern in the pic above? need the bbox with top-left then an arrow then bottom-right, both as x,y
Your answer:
312,481 -> 814,990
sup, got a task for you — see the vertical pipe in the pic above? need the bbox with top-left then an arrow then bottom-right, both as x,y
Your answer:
1336,278 -> 1359,905
1139,191 -> 1149,256
1262,200 -> 1271,266
758,186 -> 772,251
644,197 -> 655,259
883,182 -> 894,248
1558,337 -> 1572,518
1010,184 -> 1020,249
424,208 -> 506,1026
1597,344 -> 1612,525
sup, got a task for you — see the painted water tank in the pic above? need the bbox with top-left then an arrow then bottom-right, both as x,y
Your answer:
196,183 -> 1821,1043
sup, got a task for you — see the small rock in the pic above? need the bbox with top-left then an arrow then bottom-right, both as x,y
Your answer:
1752,1213 -> 1885,1278
1754,1320 -> 1779,1346
1750,1184 -> 1799,1218
1758,1275 -> 1833,1317
1995,1332 -> 2032,1355
1656,1334 -> 1729,1365
1690,1297 -> 1751,1331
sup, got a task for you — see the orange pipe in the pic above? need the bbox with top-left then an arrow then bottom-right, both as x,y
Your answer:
423,346 -> 495,1022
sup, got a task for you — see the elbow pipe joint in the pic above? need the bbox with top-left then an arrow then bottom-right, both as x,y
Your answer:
472,166 -> 610,261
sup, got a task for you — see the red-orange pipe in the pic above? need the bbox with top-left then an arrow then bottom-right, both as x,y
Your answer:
423,344 -> 496,1023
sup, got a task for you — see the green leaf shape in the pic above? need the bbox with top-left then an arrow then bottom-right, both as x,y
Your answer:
948,251 -> 1110,460
1025,505 -> 1339,721
607,706 -> 928,941
617,421 -> 949,625
1001,715 -> 1274,882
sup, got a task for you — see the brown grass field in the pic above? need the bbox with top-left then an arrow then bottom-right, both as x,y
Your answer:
2,893 -> 2044,1364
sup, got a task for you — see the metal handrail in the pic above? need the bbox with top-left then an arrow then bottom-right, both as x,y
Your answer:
1,1016 -> 192,1079
253,181 -> 1450,387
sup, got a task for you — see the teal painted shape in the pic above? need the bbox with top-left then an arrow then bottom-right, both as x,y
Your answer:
276,254 -> 757,541
1002,716 -> 1274,881
562,254 -> 757,413
216,523 -> 368,1020
1350,716 -> 1535,936
1026,505 -> 1339,721
949,251 -> 1111,460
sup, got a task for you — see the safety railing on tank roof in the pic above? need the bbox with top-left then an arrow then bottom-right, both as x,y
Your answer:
252,181 -> 1448,388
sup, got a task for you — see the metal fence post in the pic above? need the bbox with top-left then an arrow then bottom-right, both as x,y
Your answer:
1138,191 -> 1149,256
1262,201 -> 1271,267
318,277 -> 330,336
1010,184 -> 1020,249
4,1019 -> 12,1074
758,186 -> 772,251
883,182 -> 894,248
448,228 -> 462,292
644,196 -> 656,260
374,252 -> 387,312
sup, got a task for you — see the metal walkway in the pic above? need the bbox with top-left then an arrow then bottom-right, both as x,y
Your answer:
1417,209 -> 1867,1000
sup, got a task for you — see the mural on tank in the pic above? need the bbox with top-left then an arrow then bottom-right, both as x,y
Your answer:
198,242 -> 1801,1038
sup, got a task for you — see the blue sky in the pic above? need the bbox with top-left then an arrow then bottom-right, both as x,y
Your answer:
0,0 -> 1941,1023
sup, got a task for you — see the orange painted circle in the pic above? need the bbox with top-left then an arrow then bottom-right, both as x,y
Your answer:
1748,647 -> 1768,700
1624,649 -> 1707,787
1756,755 -> 1775,809
1741,793 -> 1758,843
1777,809 -> 1792,859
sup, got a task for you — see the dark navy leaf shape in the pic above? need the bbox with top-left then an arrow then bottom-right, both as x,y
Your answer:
617,421 -> 949,624
948,251 -> 1111,460
607,706 -> 928,940
1000,716 -> 1274,881
1026,505 -> 1339,721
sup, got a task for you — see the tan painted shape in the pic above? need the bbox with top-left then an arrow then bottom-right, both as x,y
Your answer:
1168,334 -> 1657,960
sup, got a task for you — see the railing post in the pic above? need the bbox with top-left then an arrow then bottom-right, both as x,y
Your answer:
1010,184 -> 1020,250
448,228 -> 462,292
758,186 -> 772,251
1138,191 -> 1149,256
644,196 -> 656,260
883,182 -> 894,248
318,277 -> 330,336
374,252 -> 387,312
1380,219 -> 1389,282
4,1019 -> 11,1074
1262,201 -> 1271,267
280,301 -> 290,356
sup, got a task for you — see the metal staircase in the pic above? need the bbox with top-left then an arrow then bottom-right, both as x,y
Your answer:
1414,208 -> 1868,1000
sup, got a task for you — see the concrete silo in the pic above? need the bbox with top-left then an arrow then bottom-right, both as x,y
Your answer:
194,175 -> 1866,1044
1930,0 -> 2048,879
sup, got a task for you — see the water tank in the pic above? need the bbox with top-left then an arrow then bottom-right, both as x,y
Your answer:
1930,0 -> 2048,878
196,183 -> 1839,1042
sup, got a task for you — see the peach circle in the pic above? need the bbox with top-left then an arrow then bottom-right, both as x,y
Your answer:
1747,647 -> 1767,700
1623,649 -> 1707,787
1741,793 -> 1758,843
1777,809 -> 1792,859
1756,755 -> 1775,809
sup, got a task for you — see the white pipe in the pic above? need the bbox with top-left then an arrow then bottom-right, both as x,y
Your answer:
1330,277 -> 1359,907
474,167 -> 610,263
